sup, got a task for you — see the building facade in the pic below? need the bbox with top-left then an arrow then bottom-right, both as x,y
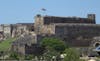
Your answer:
34,14 -> 100,47
12,14 -> 100,55
0,23 -> 34,39
34,14 -> 96,34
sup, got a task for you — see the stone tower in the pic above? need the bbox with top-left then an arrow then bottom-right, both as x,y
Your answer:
87,14 -> 96,24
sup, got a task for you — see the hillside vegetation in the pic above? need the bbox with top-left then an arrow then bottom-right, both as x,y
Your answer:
0,38 -> 16,51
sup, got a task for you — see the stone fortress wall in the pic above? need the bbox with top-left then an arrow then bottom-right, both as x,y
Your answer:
34,14 -> 95,34
0,23 -> 34,41
34,14 -> 100,47
0,14 -> 99,47
10,14 -> 100,55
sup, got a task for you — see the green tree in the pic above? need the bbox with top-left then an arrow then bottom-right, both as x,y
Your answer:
24,55 -> 34,60
64,48 -> 80,61
41,37 -> 66,53
43,46 -> 59,61
9,52 -> 19,60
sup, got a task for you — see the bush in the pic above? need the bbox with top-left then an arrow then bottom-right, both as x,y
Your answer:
24,55 -> 34,60
41,37 -> 66,53
43,46 -> 59,61
9,52 -> 19,60
64,48 -> 80,61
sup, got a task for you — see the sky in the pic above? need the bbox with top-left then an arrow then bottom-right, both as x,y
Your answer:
0,0 -> 100,24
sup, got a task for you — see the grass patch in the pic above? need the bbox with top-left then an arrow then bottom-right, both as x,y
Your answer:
0,38 -> 16,51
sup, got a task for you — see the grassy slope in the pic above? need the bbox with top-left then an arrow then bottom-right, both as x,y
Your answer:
0,38 -> 16,51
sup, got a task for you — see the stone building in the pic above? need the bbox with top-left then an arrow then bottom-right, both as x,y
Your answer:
0,24 -> 3,31
0,23 -> 34,39
50,23 -> 100,47
34,14 -> 100,47
17,23 -> 34,31
12,33 -> 37,55
0,24 -> 12,39
34,14 -> 95,35
11,24 -> 24,38
12,23 -> 34,37
0,25 -> 4,41
0,31 -> 3,41
3,24 -> 12,38
12,14 -> 100,55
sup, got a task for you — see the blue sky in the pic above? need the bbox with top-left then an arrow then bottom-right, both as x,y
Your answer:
0,0 -> 100,24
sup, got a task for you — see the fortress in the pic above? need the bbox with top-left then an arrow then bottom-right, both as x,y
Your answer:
1,14 -> 100,55
34,14 -> 100,47
0,23 -> 34,41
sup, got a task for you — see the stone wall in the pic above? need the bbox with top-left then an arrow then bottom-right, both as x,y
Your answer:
34,14 -> 95,35
3,24 -> 11,38
0,31 -> 4,41
12,33 -> 37,55
53,23 -> 100,47
0,25 -> 4,41
34,15 -> 44,34
43,16 -> 95,24
0,23 -> 35,40
41,14 -> 95,25
34,23 -> 100,47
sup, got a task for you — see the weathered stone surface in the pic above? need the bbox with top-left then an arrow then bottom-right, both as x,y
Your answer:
12,33 -> 37,55
34,14 -> 100,47
0,23 -> 34,39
